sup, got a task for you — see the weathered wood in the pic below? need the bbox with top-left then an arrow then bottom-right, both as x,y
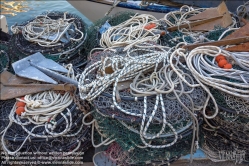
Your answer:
167,15 -> 223,32
183,36 -> 249,50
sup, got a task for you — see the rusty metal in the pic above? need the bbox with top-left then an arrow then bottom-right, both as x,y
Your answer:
187,8 -> 219,21
223,22 -> 249,40
221,22 -> 249,52
1,71 -> 34,85
190,1 -> 233,31
0,83 -> 76,100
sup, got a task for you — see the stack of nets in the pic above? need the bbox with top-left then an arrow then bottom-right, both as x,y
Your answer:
201,107 -> 249,164
8,11 -> 87,65
0,91 -> 92,164
77,3 -> 248,164
77,11 -> 136,68
78,40 -> 211,165
186,46 -> 249,163
0,65 -> 92,163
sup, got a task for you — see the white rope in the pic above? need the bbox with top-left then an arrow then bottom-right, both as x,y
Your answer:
1,64 -> 87,155
12,13 -> 84,47
186,46 -> 249,99
79,43 -> 171,101
100,14 -> 161,49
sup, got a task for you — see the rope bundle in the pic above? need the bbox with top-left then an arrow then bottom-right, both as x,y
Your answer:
12,13 -> 84,47
100,14 -> 161,50
1,65 -> 92,161
8,11 -> 87,64
79,43 -> 171,101
186,46 -> 249,115
78,43 -> 209,165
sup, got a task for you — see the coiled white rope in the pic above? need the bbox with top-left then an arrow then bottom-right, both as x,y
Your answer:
11,13 -> 84,47
186,46 -> 249,98
1,64 -> 85,155
163,5 -> 237,32
100,14 -> 161,49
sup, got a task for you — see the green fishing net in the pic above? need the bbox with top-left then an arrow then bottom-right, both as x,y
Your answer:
92,110 -> 198,165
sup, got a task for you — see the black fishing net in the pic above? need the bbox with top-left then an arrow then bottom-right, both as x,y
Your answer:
1,92 -> 92,164
8,11 -> 88,65
201,106 -> 249,164
78,42 -> 208,165
0,41 -> 10,73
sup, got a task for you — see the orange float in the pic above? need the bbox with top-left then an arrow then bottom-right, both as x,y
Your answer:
218,59 -> 228,68
223,63 -> 232,69
16,107 -> 25,116
144,23 -> 156,30
215,54 -> 226,62
16,101 -> 26,107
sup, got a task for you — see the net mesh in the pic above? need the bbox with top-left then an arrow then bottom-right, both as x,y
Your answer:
202,106 -> 249,163
8,11 -> 88,65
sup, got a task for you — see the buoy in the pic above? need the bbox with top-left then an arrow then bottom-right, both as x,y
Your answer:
223,63 -> 232,69
144,23 -> 156,30
215,54 -> 226,62
16,101 -> 26,107
16,107 -> 25,116
218,59 -> 228,68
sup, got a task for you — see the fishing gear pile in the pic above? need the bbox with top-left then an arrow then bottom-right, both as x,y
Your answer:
1,0 -> 249,165
79,43 -> 208,165
0,87 -> 92,164
9,11 -> 87,64
77,1 -> 249,165
0,51 -> 92,163
189,46 -> 249,163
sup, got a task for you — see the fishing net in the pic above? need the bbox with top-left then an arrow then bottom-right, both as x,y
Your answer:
0,41 -> 10,73
91,110 -> 203,166
0,50 -> 10,73
0,99 -> 16,135
78,42 -> 212,165
201,106 -> 249,164
186,47 -> 249,117
80,11 -> 136,66
1,93 -> 92,164
9,11 -> 87,64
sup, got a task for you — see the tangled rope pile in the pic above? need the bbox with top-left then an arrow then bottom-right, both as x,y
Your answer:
8,11 -> 87,64
17,13 -> 84,47
1,1 -> 249,165
1,65 -> 92,163
77,1 -> 249,164
78,42 -> 210,164
100,14 -> 161,50
187,46 -> 249,115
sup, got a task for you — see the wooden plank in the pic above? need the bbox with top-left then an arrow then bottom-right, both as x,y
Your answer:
187,8 -> 218,21
167,15 -> 223,32
191,1 -> 232,31
223,23 -> 249,40
183,36 -> 249,50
